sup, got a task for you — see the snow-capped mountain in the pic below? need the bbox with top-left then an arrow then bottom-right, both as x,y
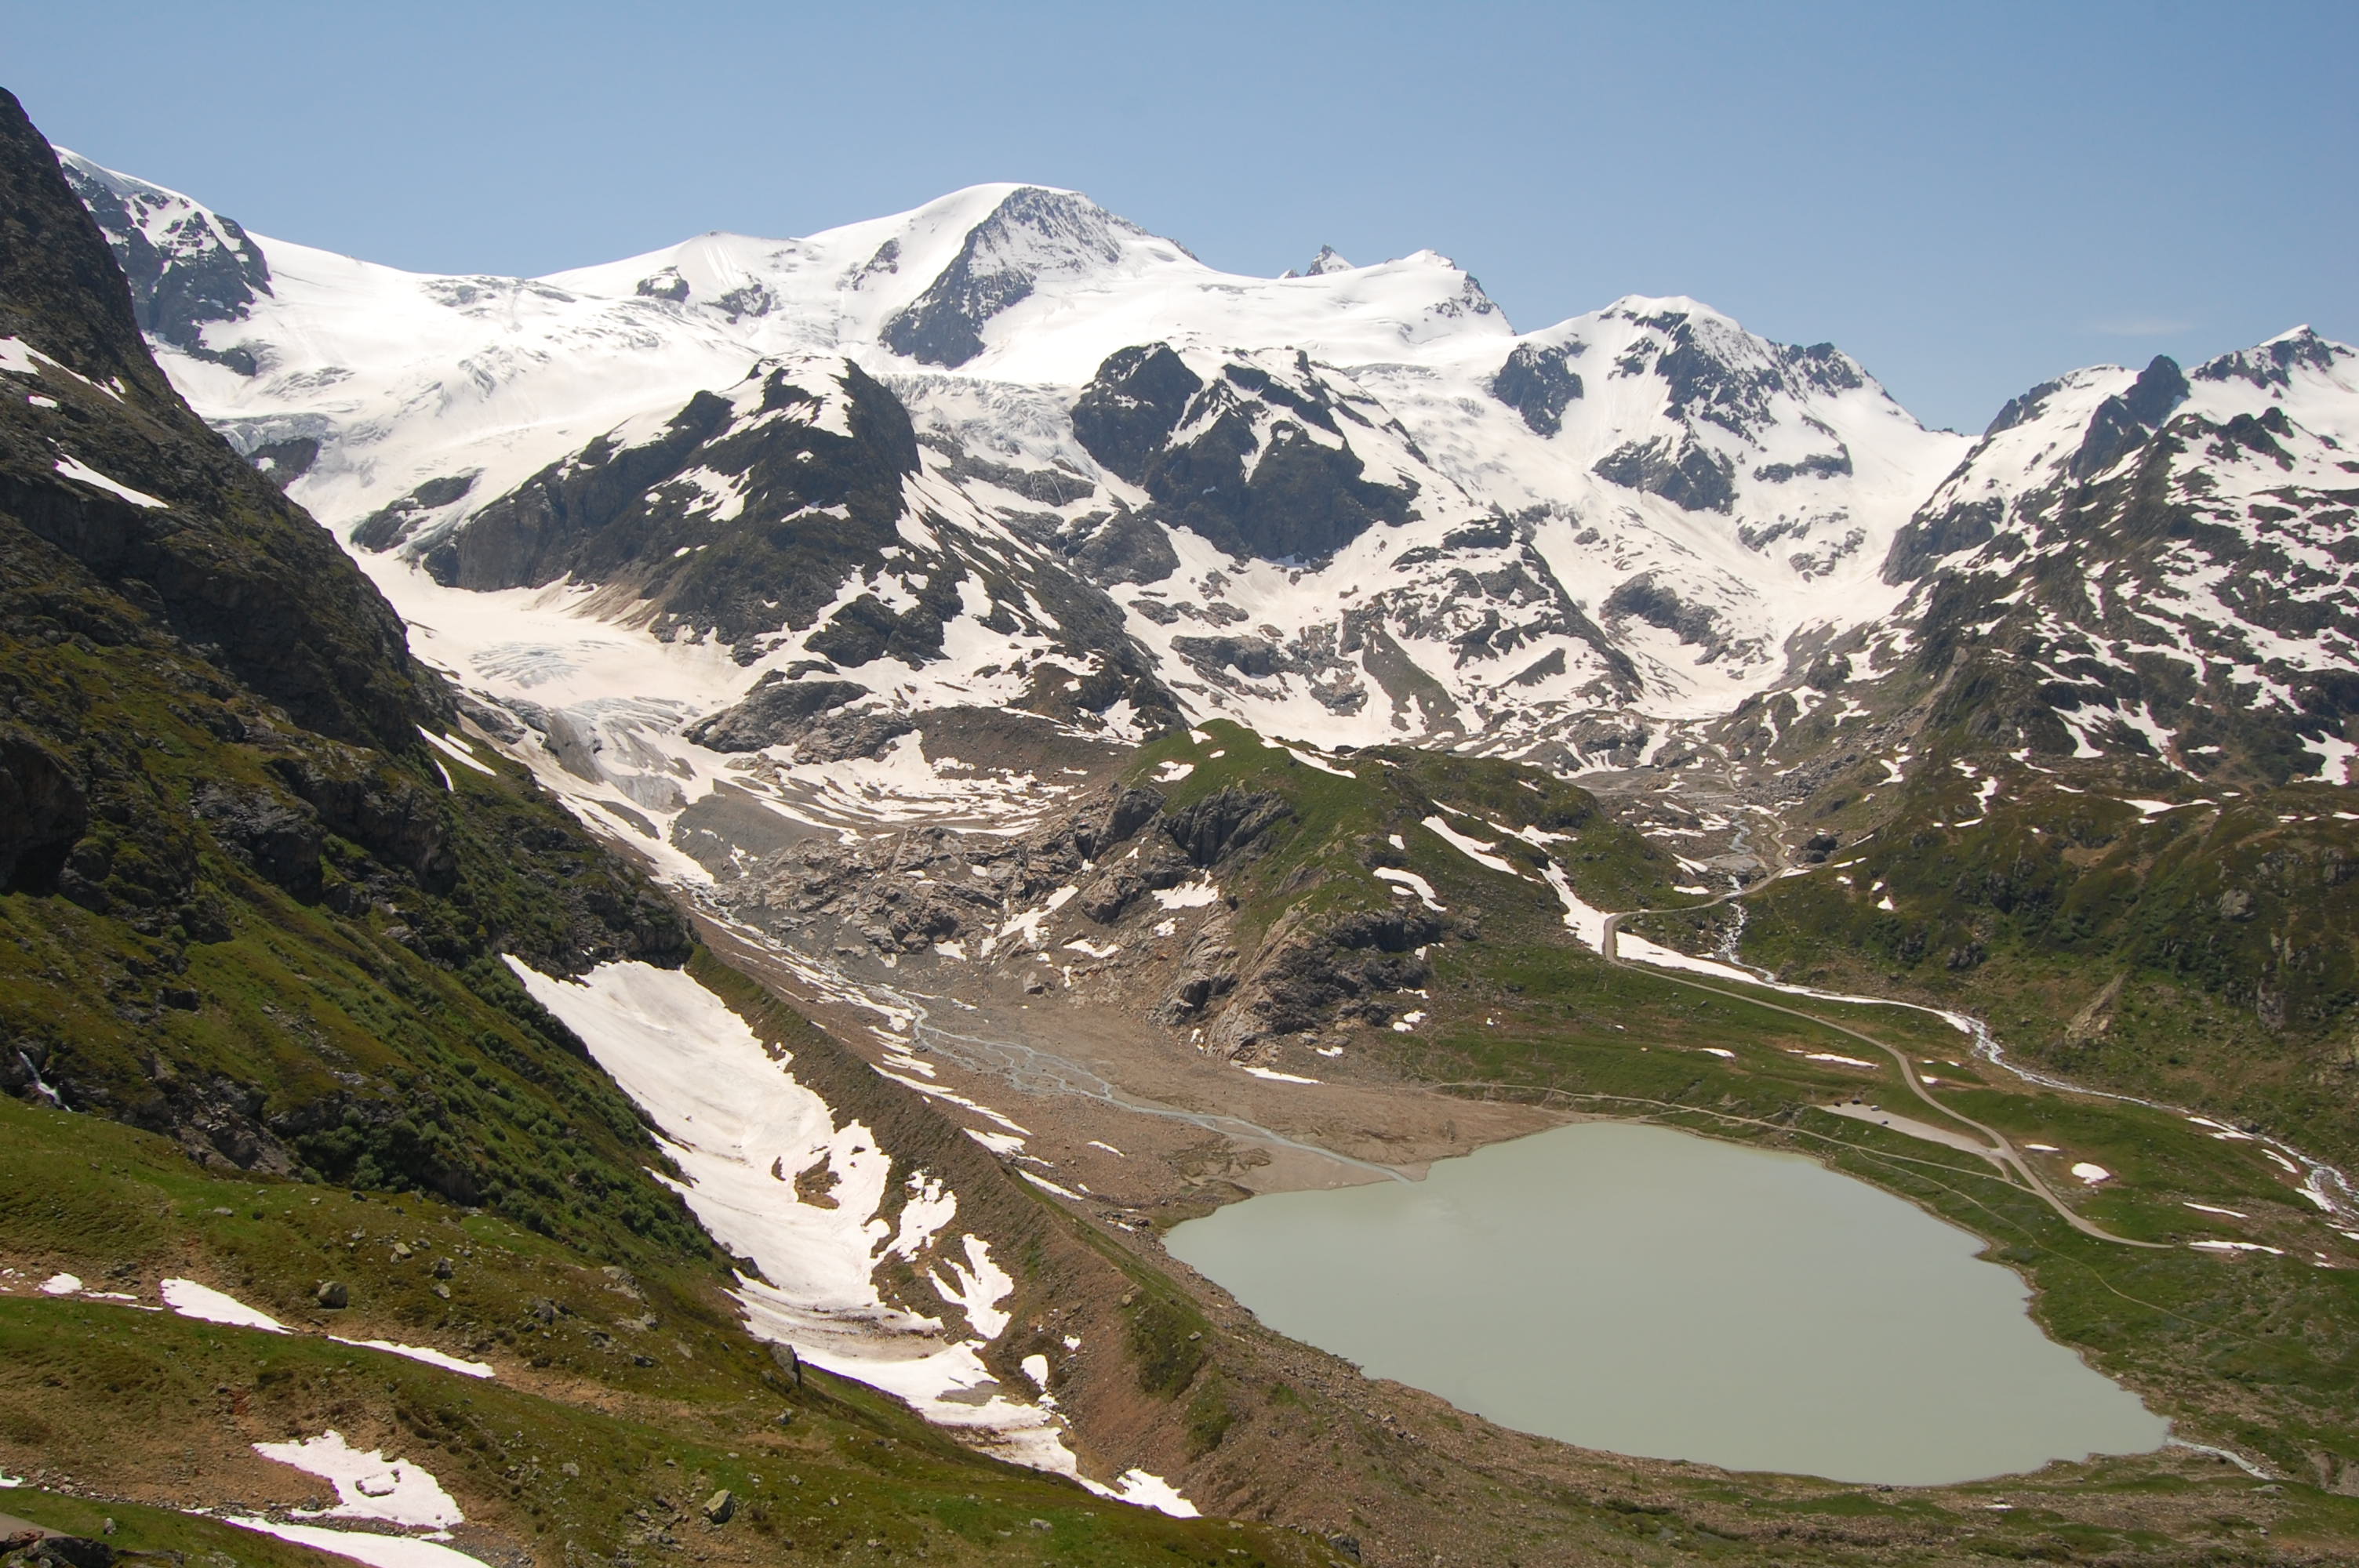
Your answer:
1743,330 -> 2359,784
56,148 -> 2359,833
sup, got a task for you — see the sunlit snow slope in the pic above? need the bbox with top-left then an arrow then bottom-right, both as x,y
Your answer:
63,150 -> 2359,818
60,154 -> 1972,771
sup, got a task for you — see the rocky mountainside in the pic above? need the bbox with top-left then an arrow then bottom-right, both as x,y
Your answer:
2,86 -> 1367,1550
1724,330 -> 2359,786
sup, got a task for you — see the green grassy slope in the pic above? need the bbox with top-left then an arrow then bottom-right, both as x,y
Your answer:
0,1094 -> 1328,1568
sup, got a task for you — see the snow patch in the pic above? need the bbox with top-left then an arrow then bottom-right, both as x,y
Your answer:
158,1278 -> 289,1332
251,1432 -> 463,1530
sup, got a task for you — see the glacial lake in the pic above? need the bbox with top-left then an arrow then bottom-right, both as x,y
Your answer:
1165,1120 -> 2166,1485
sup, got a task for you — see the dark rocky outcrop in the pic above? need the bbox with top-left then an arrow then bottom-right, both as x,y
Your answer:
1162,789 -> 1292,867
1604,572 -> 1728,655
1883,497 -> 2001,582
1072,346 -> 1420,563
1490,342 -> 1584,436
881,188 -> 1134,368
351,471 -> 479,552
2068,355 -> 2187,482
685,674 -> 870,753
59,154 -> 272,375
1069,345 -> 1204,483
1591,436 -> 1736,514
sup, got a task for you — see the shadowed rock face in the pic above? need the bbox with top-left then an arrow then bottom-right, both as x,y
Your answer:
881,187 -> 1140,368
1591,435 -> 1736,514
0,85 -> 695,1203
2068,355 -> 2188,482
59,154 -> 273,375
1072,345 -> 1421,564
1491,341 -> 1585,436
0,89 -> 436,758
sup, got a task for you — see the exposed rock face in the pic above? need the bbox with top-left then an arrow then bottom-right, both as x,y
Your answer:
1490,341 -> 1584,436
422,365 -> 918,614
1603,572 -> 1731,657
1161,789 -> 1291,866
0,731 -> 85,895
881,187 -> 1143,368
351,471 -> 478,552
58,152 -> 273,374
1068,345 -> 1204,484
1592,436 -> 1737,514
1072,344 -> 1423,563
2068,354 -> 2189,482
685,674 -> 871,753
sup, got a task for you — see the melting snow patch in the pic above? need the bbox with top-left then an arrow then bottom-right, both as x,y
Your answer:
54,452 -> 165,508
2183,1203 -> 2248,1218
1063,938 -> 1121,959
1020,1171 -> 1086,1201
1537,862 -> 1606,949
1420,815 -> 1519,875
1243,1065 -> 1321,1083
2071,1163 -> 2112,1185
329,1338 -> 495,1379
2303,734 -> 2358,786
0,335 -> 47,376
1152,760 -> 1195,782
252,1432 -> 463,1529
38,1274 -> 81,1296
2190,1240 -> 2284,1255
158,1278 -> 292,1332
418,730 -> 495,775
1284,747 -> 1354,777
222,1520 -> 489,1568
1152,878 -> 1221,909
1374,867 -> 1445,911
1799,1052 -> 1877,1069
935,1236 -> 1014,1341
1086,1140 -> 1125,1157
1615,932 -> 1758,985
506,956 -> 1078,1472
1078,1468 -> 1200,1518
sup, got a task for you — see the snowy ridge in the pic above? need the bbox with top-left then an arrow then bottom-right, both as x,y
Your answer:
65,151 -> 1972,777
1848,330 -> 2359,773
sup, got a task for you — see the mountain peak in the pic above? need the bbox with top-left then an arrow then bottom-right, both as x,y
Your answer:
879,184 -> 1169,368
1288,245 -> 1355,278
2194,324 -> 2354,392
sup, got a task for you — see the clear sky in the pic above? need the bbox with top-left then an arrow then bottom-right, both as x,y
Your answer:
6,0 -> 2351,432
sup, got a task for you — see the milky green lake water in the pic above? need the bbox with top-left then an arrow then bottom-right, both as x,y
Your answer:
1165,1120 -> 2166,1484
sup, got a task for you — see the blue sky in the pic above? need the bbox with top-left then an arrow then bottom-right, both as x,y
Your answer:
8,0 -> 2351,431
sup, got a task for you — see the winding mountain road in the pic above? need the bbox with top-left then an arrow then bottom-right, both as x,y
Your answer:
1598,905 -> 2174,1250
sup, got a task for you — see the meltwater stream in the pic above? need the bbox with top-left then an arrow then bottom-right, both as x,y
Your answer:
1168,1120 -> 2166,1486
